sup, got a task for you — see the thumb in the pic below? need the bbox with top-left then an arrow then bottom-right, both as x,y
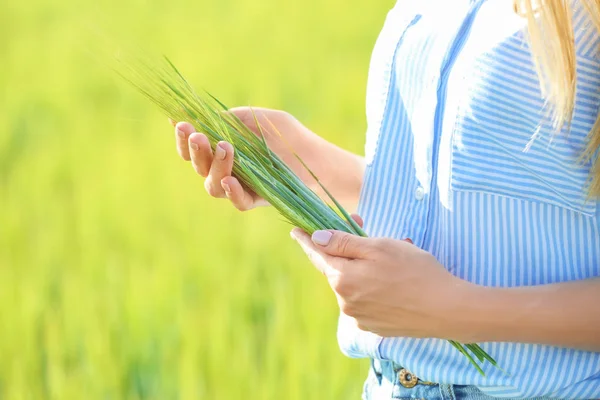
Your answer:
311,230 -> 371,259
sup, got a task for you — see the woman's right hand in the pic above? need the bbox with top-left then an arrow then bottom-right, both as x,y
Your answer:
171,107 -> 325,211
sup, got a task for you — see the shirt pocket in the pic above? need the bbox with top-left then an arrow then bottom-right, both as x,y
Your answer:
447,36 -> 600,217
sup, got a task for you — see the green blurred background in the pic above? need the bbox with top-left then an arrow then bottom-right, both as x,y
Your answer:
0,0 -> 394,398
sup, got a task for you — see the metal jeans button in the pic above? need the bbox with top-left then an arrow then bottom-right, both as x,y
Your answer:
398,368 -> 418,388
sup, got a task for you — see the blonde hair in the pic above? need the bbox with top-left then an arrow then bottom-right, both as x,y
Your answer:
515,0 -> 600,197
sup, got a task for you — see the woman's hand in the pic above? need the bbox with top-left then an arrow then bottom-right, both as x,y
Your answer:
172,108 -> 308,211
290,220 -> 475,341
171,107 -> 364,211
293,221 -> 600,350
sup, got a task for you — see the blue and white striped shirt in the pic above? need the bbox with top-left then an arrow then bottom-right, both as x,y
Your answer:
339,0 -> 600,397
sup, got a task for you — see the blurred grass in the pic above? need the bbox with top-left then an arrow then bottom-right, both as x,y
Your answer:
0,0 -> 393,398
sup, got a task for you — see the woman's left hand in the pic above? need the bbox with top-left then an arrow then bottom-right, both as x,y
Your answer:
290,218 -> 475,341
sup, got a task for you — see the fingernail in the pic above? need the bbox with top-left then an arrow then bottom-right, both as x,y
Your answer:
177,129 -> 185,139
215,143 -> 227,160
222,182 -> 231,193
312,230 -> 332,246
190,141 -> 199,151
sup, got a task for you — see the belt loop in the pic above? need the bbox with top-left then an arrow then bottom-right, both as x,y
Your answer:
370,358 -> 383,385
439,384 -> 455,400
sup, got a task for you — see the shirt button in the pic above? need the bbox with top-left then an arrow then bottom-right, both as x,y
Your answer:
415,187 -> 425,201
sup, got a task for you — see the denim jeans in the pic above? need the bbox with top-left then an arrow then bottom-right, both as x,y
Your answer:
362,359 -> 563,400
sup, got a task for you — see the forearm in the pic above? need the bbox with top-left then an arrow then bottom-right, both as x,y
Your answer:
320,145 -> 364,211
304,135 -> 365,211
455,278 -> 600,351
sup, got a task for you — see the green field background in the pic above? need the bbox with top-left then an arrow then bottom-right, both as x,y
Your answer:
0,0 -> 394,398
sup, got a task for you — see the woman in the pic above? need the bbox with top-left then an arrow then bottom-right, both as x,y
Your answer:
171,0 -> 600,398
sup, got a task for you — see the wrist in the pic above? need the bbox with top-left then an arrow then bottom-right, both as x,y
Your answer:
445,282 -> 529,344
437,280 -> 500,343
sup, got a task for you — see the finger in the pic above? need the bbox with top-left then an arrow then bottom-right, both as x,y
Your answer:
189,133 -> 213,177
311,230 -> 372,259
175,122 -> 196,161
221,177 -> 256,211
355,320 -> 370,332
350,214 -> 364,228
290,228 -> 340,275
204,141 -> 234,198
